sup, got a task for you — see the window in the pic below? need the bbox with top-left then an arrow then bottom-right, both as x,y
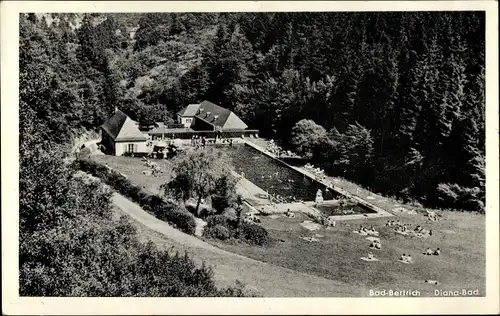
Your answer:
128,144 -> 135,153
186,118 -> 192,123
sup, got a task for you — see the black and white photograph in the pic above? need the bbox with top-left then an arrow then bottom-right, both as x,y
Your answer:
2,1 -> 499,315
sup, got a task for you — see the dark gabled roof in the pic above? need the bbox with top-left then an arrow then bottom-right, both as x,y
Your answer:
177,104 -> 200,117
176,100 -> 248,130
101,110 -> 146,141
194,100 -> 233,128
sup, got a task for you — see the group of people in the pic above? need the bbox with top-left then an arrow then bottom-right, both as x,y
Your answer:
370,239 -> 382,250
357,225 -> 378,235
244,213 -> 261,224
424,248 -> 441,256
386,220 -> 402,226
399,253 -> 413,263
303,163 -> 327,180
191,135 -> 235,147
267,192 -> 301,204
284,209 -> 296,218
142,157 -> 162,177
265,140 -> 283,156
191,135 -> 207,148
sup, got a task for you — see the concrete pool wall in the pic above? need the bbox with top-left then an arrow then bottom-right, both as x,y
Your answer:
242,140 -> 393,220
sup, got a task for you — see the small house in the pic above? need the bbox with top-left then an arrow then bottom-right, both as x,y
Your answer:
100,109 -> 147,156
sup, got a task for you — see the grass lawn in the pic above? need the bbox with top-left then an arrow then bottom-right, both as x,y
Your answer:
207,209 -> 485,296
96,154 -> 485,297
93,155 -> 174,195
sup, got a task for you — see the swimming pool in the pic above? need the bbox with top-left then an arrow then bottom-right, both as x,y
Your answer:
314,203 -> 376,216
224,144 -> 338,202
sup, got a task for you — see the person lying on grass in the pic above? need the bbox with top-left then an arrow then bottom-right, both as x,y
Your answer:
433,248 -> 441,255
406,254 -> 413,263
425,248 -> 433,255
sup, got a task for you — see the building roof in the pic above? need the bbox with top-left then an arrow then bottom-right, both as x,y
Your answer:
177,104 -> 201,117
101,110 -> 147,142
222,112 -> 248,130
148,127 -> 194,135
177,100 -> 248,130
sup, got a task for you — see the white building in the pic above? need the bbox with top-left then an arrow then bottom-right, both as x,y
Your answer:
100,109 -> 147,156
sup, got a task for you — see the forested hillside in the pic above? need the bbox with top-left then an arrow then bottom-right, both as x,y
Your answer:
18,11 -> 487,298
20,13 -> 485,286
19,13 -> 244,296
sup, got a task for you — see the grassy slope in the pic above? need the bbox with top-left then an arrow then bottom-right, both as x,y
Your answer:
97,154 -> 485,296
209,209 -> 485,296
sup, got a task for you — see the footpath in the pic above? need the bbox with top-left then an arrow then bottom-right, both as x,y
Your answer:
112,192 -> 362,297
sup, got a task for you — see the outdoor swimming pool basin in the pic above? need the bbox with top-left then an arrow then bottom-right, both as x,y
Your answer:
223,144 -> 338,202
313,201 -> 377,216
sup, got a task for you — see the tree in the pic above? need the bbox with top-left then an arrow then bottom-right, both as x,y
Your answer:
331,122 -> 374,181
165,148 -> 236,214
291,119 -> 328,159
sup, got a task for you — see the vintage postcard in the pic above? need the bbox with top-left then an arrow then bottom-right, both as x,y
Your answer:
1,1 -> 498,315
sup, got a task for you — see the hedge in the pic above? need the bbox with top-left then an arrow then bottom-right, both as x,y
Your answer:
73,158 -> 196,235
203,214 -> 270,246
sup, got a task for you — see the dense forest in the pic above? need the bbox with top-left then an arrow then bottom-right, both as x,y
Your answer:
21,12 -> 485,212
19,10 -> 485,294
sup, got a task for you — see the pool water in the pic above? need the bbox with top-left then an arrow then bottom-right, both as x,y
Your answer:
314,203 -> 376,216
224,144 -> 337,202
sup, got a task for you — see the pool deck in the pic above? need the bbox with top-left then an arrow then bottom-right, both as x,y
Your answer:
241,140 -> 393,221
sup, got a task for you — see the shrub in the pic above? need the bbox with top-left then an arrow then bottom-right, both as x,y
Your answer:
153,203 -> 196,235
222,208 -> 237,221
211,225 -> 231,240
198,205 -> 215,219
240,222 -> 270,246
205,214 -> 229,228
185,203 -> 197,215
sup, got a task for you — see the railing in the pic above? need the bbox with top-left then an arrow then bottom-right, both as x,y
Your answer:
149,129 -> 260,139
165,123 -> 185,129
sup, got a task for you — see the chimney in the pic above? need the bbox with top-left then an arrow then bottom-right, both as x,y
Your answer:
198,108 -> 204,115
206,111 -> 211,118
115,106 -> 118,113
213,115 -> 219,122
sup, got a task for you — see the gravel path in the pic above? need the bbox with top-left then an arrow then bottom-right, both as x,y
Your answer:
112,193 -> 362,297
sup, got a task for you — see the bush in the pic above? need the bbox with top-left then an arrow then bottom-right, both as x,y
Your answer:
205,214 -> 229,228
198,205 -> 215,219
241,222 -> 270,246
203,215 -> 235,240
211,225 -> 231,240
152,202 -> 196,235
222,208 -> 237,221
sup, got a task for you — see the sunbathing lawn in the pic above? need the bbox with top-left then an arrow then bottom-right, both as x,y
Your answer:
206,209 -> 485,296
94,154 -> 485,297
93,155 -> 174,195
